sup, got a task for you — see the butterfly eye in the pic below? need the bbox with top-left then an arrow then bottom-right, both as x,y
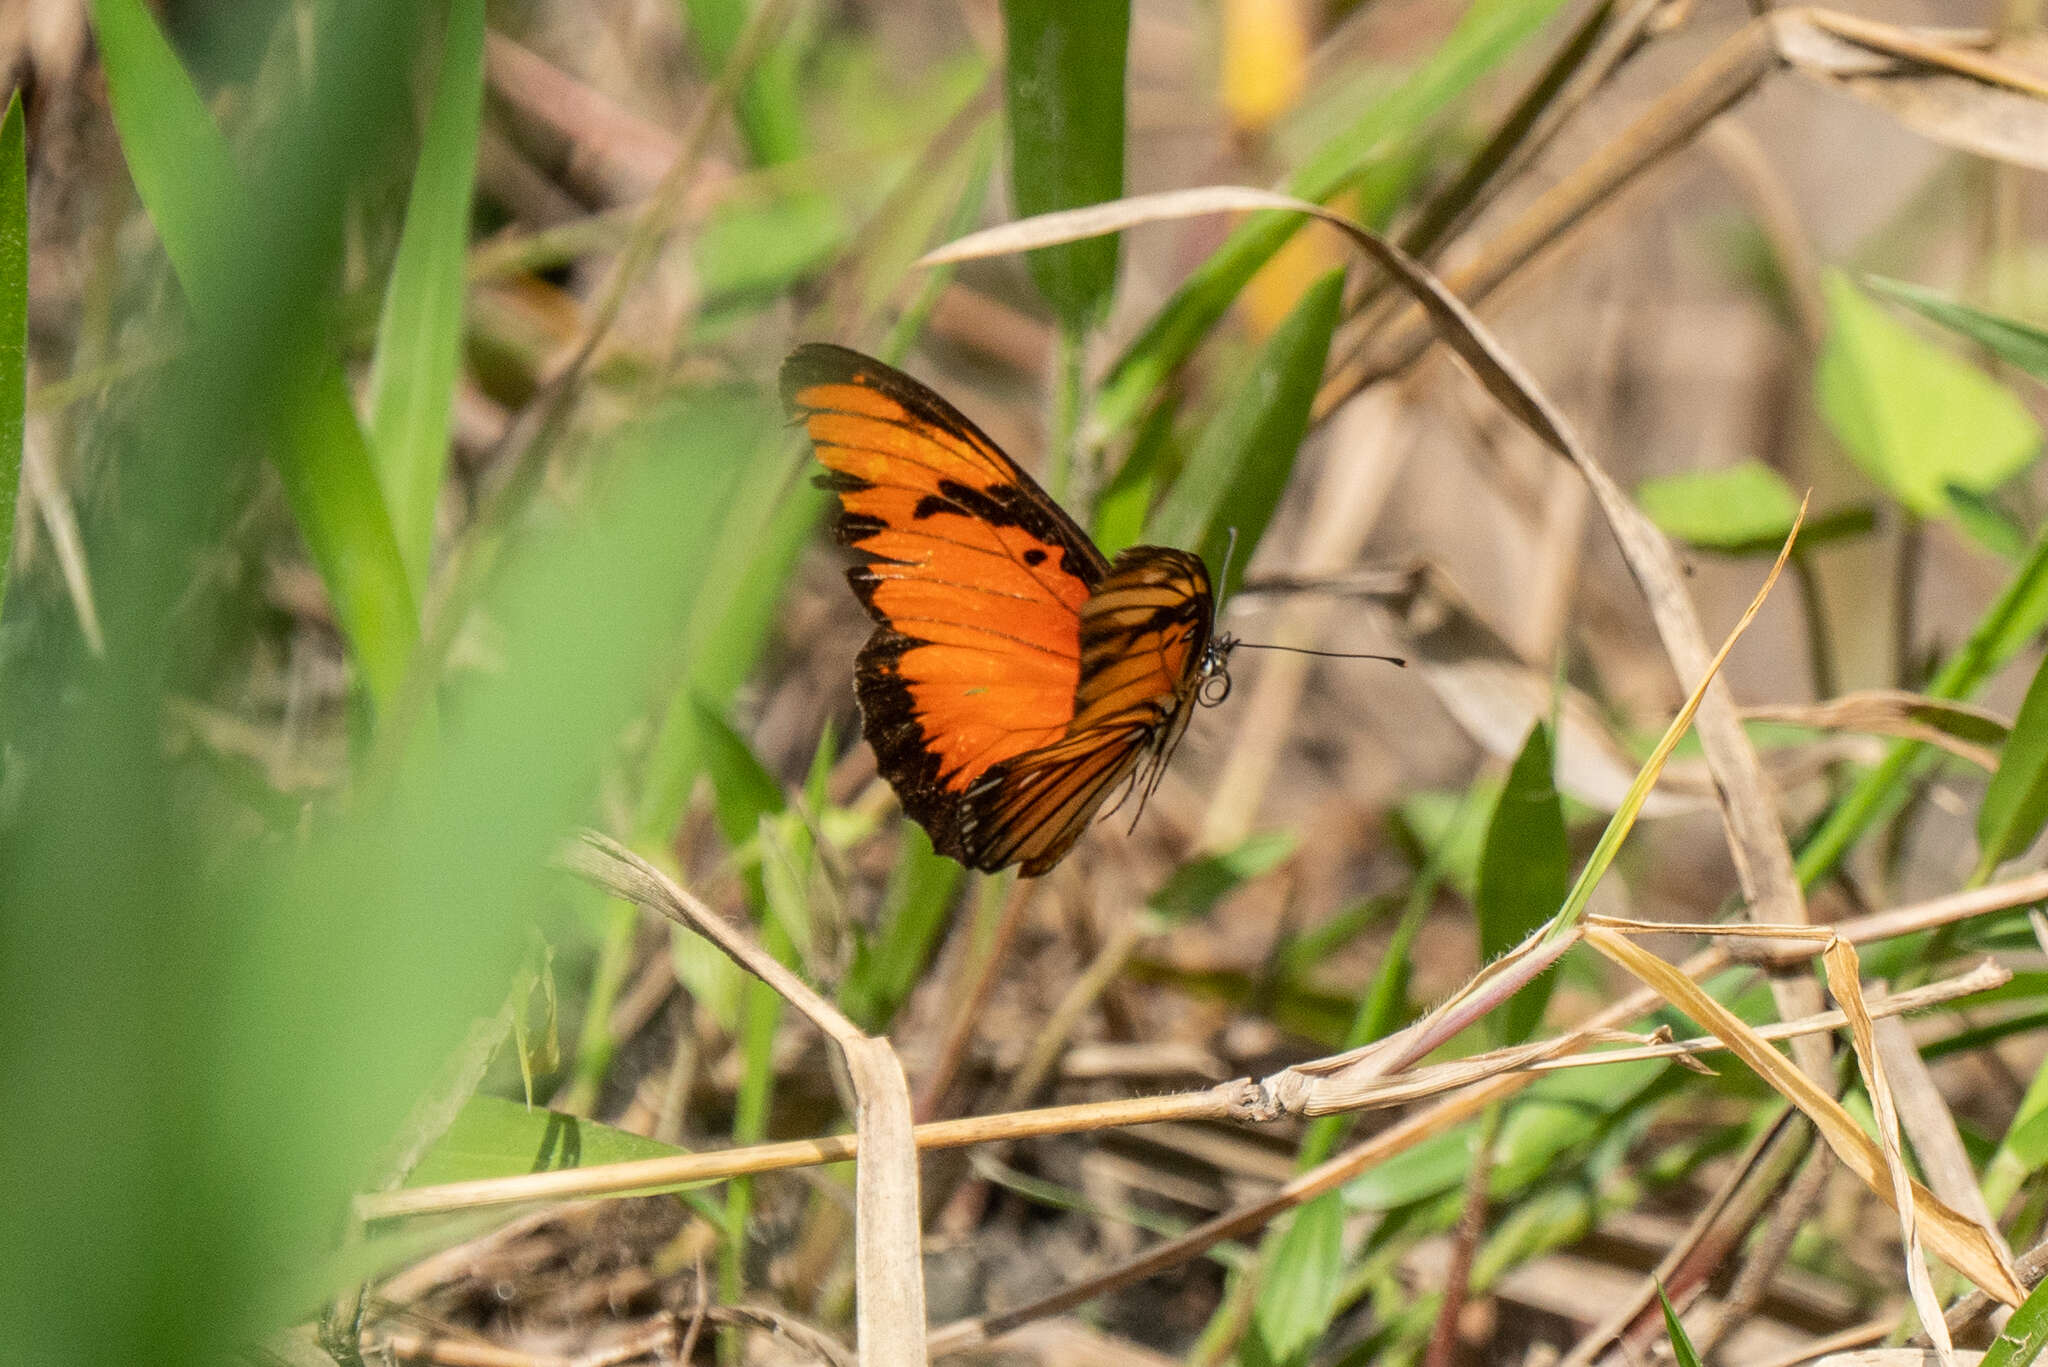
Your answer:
1198,670 -> 1232,708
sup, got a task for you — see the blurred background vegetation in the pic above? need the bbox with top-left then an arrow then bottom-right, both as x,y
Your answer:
8,0 -> 2048,1363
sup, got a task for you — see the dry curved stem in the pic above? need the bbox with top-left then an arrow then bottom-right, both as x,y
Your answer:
563,833 -> 925,1367
922,175 -> 1824,1063
356,894 -> 2024,1224
1744,691 -> 2010,771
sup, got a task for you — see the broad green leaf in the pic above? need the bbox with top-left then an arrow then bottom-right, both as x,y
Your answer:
1638,461 -> 1873,555
1250,1193 -> 1345,1366
1147,269 -> 1342,596
1976,650 -> 2048,878
1816,269 -> 2042,520
1001,0 -> 1129,331
1657,1285 -> 1705,1367
0,90 -> 24,630
1639,461 -> 1802,551
1149,830 -> 1296,923
90,0 -> 419,708
1475,723 -> 1567,1044
368,0 -> 485,583
1094,0 -> 1569,438
406,1094 -> 688,1189
1866,274 -> 2048,385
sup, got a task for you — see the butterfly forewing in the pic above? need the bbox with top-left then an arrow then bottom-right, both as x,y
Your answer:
783,344 -> 1217,874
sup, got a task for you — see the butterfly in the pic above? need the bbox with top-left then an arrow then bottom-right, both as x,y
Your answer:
782,343 -> 1237,876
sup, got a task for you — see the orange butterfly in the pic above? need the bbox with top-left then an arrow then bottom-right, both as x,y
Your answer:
783,343 -> 1236,876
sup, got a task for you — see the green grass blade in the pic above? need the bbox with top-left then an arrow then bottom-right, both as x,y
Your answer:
1798,526 -> 2048,886
1093,0 -> 1568,438
86,0 -> 240,303
1866,274 -> 2048,385
0,8 -> 482,1356
1249,1193 -> 1346,1366
0,90 -> 24,630
682,0 -> 810,168
1976,651 -> 2048,880
1476,723 -> 1568,1044
1982,1273 -> 2048,1367
632,440 -> 824,840
1146,269 -> 1341,596
1656,1285 -> 1705,1367
1001,0 -> 1129,332
368,0 -> 485,583
840,825 -> 964,1033
90,0 -> 419,708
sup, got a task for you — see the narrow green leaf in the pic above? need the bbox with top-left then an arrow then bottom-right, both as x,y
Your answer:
1816,269 -> 2042,520
683,0 -> 810,168
1091,390 -> 1180,557
1983,1271 -> 2048,1367
1976,651 -> 2048,878
368,0 -> 485,583
1475,723 -> 1567,1044
1656,1285 -> 1705,1367
1799,526 -> 2048,885
91,0 -> 419,708
1250,1194 -> 1345,1366
1147,270 -> 1342,597
1001,0 -> 1129,331
841,823 -> 964,1032
694,697 -> 787,848
1149,830 -> 1296,924
1094,0 -> 1569,437
1866,274 -> 2048,385
633,443 -> 825,840
86,0 -> 240,304
0,90 -> 25,629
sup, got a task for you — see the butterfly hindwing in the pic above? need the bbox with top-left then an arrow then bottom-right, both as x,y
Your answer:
783,344 -> 1216,873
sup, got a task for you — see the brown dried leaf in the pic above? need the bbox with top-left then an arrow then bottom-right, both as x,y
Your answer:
1774,11 -> 2048,172
1746,691 -> 2008,771
1586,926 -> 2025,1309
1824,938 -> 1960,1363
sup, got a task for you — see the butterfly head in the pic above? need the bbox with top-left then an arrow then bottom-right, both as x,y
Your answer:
1197,632 -> 1239,708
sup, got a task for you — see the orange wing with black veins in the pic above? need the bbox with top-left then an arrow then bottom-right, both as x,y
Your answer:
782,344 -> 1110,863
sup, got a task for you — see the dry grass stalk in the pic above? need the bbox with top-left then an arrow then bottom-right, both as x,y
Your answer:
356,933 -> 2015,1221
1826,936 -> 1961,1364
563,834 -> 927,1367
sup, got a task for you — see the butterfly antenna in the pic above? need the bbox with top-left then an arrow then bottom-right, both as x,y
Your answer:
1226,642 -> 1407,666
